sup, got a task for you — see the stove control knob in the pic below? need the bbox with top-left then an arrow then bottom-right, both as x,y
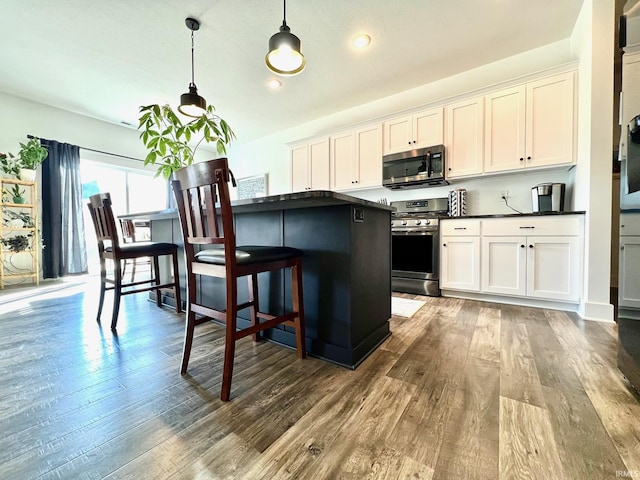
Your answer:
425,219 -> 431,225
415,220 -> 422,226
401,220 -> 408,226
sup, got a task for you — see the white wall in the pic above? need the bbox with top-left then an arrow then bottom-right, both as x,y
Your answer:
572,0 -> 616,322
0,92 -> 215,174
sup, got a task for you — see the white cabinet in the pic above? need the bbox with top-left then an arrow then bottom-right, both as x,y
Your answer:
619,237 -> 640,309
619,213 -> 640,309
383,107 -> 443,155
290,137 -> 330,192
445,96 -> 484,178
440,219 -> 481,292
484,72 -> 575,173
331,124 -> 382,190
480,216 -> 583,302
481,236 -> 527,296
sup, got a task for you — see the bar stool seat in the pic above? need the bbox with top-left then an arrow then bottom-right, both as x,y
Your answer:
195,245 -> 304,265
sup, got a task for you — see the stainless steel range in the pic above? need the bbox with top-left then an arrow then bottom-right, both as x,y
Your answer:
391,197 -> 449,296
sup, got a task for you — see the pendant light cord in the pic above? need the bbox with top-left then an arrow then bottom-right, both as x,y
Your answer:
190,29 -> 195,87
282,0 -> 287,26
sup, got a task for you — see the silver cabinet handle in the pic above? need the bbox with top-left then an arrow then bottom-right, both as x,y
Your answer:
519,226 -> 535,229
454,227 -> 467,230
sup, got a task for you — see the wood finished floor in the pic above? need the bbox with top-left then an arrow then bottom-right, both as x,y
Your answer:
1,285 -> 639,479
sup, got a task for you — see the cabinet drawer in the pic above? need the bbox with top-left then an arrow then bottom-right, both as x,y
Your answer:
620,212 -> 640,236
481,215 -> 582,236
440,219 -> 481,236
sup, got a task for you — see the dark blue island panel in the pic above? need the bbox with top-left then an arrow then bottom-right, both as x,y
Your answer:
134,190 -> 393,369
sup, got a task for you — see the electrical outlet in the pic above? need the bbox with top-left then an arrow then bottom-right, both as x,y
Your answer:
500,190 -> 508,200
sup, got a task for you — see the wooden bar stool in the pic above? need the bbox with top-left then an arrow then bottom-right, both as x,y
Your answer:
87,193 -> 182,330
171,158 -> 306,401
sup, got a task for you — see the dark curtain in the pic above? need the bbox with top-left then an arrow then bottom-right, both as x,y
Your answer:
41,139 -> 88,278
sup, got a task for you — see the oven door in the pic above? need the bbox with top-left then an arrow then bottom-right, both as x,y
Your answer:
391,229 -> 439,280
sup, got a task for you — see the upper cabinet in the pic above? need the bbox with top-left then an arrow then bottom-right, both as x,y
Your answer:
383,107 -> 443,155
290,137 -> 330,192
484,72 -> 575,173
445,96 -> 484,178
332,123 -> 382,190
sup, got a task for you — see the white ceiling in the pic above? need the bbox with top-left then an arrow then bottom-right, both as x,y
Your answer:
0,0 -> 584,145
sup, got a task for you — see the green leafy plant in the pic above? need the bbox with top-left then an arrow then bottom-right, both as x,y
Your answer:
17,137 -> 48,169
10,184 -> 25,201
3,210 -> 35,228
1,234 -> 31,252
138,104 -> 236,179
0,152 -> 19,176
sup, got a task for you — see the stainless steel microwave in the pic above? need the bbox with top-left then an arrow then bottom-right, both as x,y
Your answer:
382,145 -> 448,189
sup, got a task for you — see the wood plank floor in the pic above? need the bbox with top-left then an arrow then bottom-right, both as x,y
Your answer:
1,284 -> 639,479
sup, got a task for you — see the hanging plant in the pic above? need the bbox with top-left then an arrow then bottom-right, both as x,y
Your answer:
1,234 -> 31,252
138,104 -> 236,179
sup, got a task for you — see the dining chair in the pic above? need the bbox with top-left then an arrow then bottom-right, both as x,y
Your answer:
171,158 -> 306,401
87,193 -> 182,330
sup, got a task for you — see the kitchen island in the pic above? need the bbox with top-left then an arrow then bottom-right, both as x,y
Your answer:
121,190 -> 394,369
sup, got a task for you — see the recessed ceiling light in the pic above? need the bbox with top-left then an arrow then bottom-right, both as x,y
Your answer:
268,79 -> 283,89
352,34 -> 371,49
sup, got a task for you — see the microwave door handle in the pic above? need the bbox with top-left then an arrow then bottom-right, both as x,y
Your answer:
427,151 -> 432,177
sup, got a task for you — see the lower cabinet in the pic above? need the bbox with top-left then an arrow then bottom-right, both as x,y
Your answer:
440,219 -> 481,291
482,235 -> 581,301
619,236 -> 640,309
441,236 -> 480,291
441,215 -> 584,304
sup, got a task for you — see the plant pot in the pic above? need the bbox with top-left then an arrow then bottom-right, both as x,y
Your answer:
13,196 -> 25,204
18,168 -> 36,182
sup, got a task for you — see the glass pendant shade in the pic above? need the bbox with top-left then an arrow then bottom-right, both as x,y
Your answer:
178,84 -> 206,117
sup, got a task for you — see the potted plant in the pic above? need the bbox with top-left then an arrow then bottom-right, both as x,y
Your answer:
0,152 -> 19,178
10,184 -> 25,204
138,104 -> 235,179
16,137 -> 48,181
0,234 -> 31,253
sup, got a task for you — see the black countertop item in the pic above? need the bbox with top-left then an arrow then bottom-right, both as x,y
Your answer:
441,211 -> 586,220
120,190 -> 395,221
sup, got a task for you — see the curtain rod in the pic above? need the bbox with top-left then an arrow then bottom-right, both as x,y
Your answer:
27,134 -> 144,163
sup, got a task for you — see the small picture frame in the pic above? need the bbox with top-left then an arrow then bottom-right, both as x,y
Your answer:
236,173 -> 268,199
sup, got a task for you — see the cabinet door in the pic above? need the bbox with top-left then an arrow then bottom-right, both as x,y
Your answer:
355,124 -> 382,189
445,96 -> 484,178
620,237 -> 640,308
484,86 -> 526,173
481,236 -> 527,296
290,144 -> 309,192
526,236 -> 580,301
309,138 -> 330,190
383,115 -> 412,155
440,236 -> 480,291
413,107 -> 444,148
331,132 -> 355,191
525,72 -> 575,168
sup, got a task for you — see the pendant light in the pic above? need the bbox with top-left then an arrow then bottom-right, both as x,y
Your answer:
265,0 -> 306,75
178,17 -> 207,118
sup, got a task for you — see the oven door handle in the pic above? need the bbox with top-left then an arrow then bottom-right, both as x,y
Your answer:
393,229 -> 438,234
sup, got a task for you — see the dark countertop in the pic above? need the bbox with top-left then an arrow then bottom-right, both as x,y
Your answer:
441,211 -> 586,220
120,190 -> 395,221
